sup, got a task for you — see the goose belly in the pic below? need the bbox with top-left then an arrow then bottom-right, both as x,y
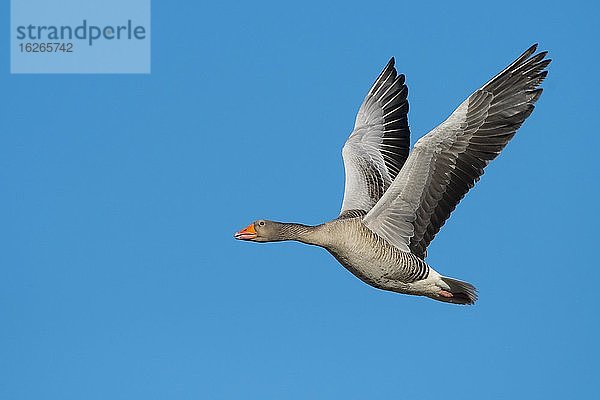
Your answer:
325,237 -> 397,287
324,230 -> 433,292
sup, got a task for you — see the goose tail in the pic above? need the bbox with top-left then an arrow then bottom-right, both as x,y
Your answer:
437,276 -> 478,305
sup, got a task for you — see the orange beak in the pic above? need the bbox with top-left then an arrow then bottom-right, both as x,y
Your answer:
234,223 -> 257,240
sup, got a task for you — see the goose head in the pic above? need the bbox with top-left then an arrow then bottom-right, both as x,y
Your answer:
234,220 -> 282,242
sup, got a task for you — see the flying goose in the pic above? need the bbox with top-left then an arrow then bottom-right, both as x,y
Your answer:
235,44 -> 550,304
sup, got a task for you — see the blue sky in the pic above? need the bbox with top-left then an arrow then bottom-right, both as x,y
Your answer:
1,0 -> 599,399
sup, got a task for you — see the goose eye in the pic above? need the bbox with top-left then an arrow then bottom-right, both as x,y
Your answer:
259,221 -> 265,227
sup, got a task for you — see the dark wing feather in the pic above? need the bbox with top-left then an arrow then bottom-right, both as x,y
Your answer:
339,58 -> 411,217
363,44 -> 550,257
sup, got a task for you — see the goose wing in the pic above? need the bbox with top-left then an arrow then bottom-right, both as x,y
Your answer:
362,44 -> 550,258
339,58 -> 411,218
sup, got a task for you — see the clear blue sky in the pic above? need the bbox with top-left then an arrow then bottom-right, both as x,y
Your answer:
1,1 -> 599,399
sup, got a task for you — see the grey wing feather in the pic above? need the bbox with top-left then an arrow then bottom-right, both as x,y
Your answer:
339,58 -> 411,218
363,44 -> 550,257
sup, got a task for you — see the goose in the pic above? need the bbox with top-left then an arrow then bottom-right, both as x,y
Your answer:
235,44 -> 550,304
